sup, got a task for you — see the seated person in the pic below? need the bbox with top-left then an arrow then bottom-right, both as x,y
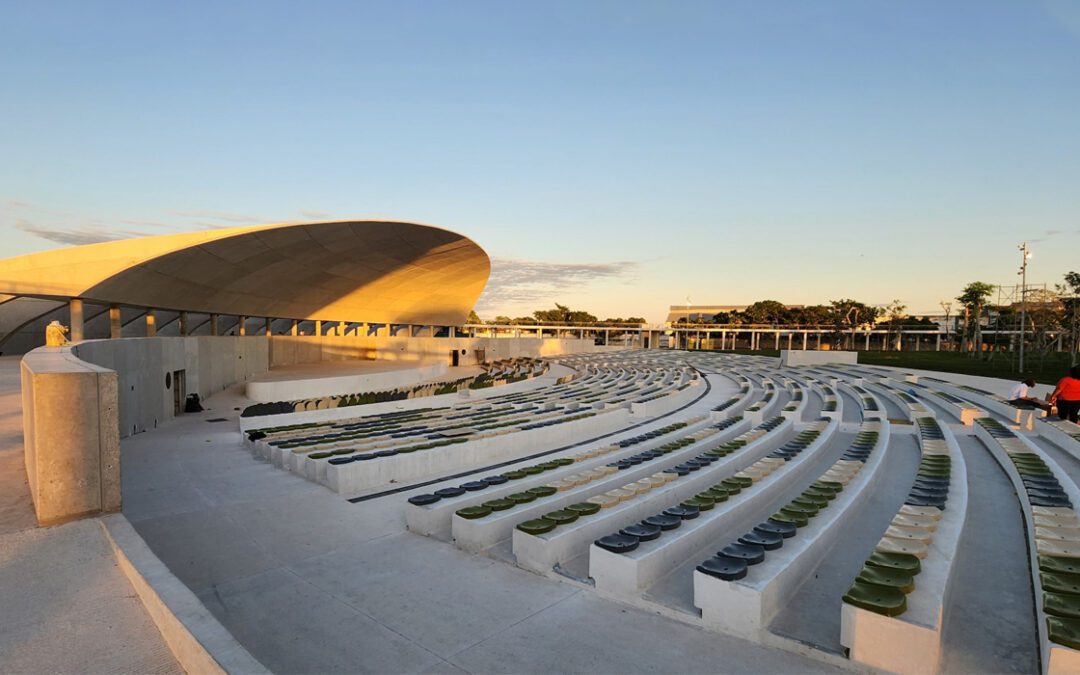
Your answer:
1007,378 -> 1051,411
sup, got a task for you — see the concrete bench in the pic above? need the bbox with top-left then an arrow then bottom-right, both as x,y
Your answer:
695,419 -> 890,639
590,418 -> 839,597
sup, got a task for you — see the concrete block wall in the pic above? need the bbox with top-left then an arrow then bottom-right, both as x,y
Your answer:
21,348 -> 120,525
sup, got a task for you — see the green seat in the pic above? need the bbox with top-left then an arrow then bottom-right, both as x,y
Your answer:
728,476 -> 753,487
482,499 -> 514,511
553,457 -> 575,466
703,487 -> 730,502
1048,616 -> 1080,650
917,468 -> 951,477
719,479 -> 743,493
543,510 -> 579,525
813,480 -> 844,492
857,564 -> 915,594
787,501 -> 820,516
507,492 -> 536,504
797,493 -> 830,508
516,517 -> 557,535
776,509 -> 809,527
867,551 -> 921,575
1042,571 -> 1080,595
1045,592 -> 1080,620
566,502 -> 601,516
502,470 -> 527,480
527,486 -> 557,497
683,497 -> 715,511
803,487 -> 836,501
842,580 -> 907,617
1041,556 -> 1080,575
521,466 -> 545,475
697,491 -> 725,503
456,505 -> 492,520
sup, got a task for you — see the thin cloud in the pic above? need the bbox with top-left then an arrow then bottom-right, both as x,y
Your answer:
474,258 -> 639,315
298,210 -> 334,220
14,219 -> 145,246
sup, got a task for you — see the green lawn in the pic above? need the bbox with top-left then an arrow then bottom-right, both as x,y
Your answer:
698,348 -> 1075,385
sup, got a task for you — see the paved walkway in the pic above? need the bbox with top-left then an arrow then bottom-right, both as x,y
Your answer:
0,356 -> 182,673
122,378 -> 844,674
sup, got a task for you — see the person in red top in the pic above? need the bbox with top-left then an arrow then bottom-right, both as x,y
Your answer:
1050,366 -> 1080,424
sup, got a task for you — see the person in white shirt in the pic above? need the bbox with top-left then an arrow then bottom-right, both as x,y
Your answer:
1007,378 -> 1050,410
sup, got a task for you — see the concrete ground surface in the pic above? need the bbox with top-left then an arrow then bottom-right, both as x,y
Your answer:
121,374 -> 847,674
0,357 -> 182,673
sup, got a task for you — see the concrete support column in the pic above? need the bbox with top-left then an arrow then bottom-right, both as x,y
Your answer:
775,330 -> 780,349
109,305 -> 122,339
865,332 -> 870,350
802,332 -> 808,350
315,320 -> 322,336
787,333 -> 793,350
179,312 -> 188,336
936,334 -> 941,351
450,326 -> 457,338
238,316 -> 246,336
145,309 -> 156,337
265,317 -> 272,335
210,314 -> 219,336
291,320 -> 298,336
69,299 -> 85,342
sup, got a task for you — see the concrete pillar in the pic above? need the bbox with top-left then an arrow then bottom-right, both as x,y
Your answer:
291,320 -> 298,336
109,306 -> 122,339
787,333 -> 793,350
69,299 -> 85,342
936,334 -> 941,351
179,312 -> 188,336
238,316 -> 246,336
265,317 -> 272,335
450,326 -> 457,338
865,332 -> 870,350
315,320 -> 322,336
775,330 -> 780,349
145,309 -> 156,337
338,321 -> 346,336
210,314 -> 219,336
802,332 -> 808,350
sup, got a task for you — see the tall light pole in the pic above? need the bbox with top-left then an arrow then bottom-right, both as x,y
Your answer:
1018,242 -> 1031,373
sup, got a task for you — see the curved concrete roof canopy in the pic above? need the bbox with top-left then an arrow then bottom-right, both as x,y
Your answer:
0,220 -> 490,326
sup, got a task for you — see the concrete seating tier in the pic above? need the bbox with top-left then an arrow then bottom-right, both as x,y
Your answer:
1038,417 -> 1080,461
588,418 -> 837,597
695,419 -> 889,638
840,414 -> 969,674
973,417 -> 1080,672
449,417 -> 749,551
513,416 -> 792,575
404,415 -> 716,537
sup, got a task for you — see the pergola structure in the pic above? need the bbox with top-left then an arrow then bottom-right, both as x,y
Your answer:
0,220 -> 490,353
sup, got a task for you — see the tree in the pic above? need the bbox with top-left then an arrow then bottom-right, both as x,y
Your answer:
883,299 -> 907,351
956,282 -> 995,357
1060,272 -> 1080,366
828,299 -> 879,350
744,300 -> 787,326
467,310 -> 481,324
532,303 -> 597,324
799,305 -> 832,327
939,300 -> 953,351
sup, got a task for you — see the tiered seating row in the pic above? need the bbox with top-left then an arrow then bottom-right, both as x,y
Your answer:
695,419 -> 889,638
974,417 -> 1080,672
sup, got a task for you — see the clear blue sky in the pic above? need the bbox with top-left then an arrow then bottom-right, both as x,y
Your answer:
2,1 -> 1078,323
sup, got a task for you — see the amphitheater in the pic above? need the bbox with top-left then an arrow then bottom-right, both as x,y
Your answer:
2,221 -> 1080,674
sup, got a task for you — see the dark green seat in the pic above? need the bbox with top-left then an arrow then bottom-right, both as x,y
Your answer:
797,493 -> 830,508
867,551 -> 921,575
1045,592 -> 1080,620
857,564 -> 915,593
567,502 -> 601,516
842,581 -> 907,616
1042,571 -> 1080,596
521,466 -> 545,475
527,486 -> 557,497
803,487 -> 836,501
727,476 -> 754,487
516,518 -> 556,535
703,487 -> 730,502
775,509 -> 809,527
683,497 -> 715,511
543,510 -> 579,525
1041,555 -> 1080,575
787,501 -> 820,516
1048,616 -> 1080,650
719,479 -> 743,493
813,480 -> 844,492
482,499 -> 514,511
456,505 -> 492,520
507,492 -> 536,504
502,470 -> 527,480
